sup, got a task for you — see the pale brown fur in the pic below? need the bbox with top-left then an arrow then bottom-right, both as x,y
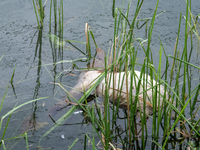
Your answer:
49,48 -> 170,116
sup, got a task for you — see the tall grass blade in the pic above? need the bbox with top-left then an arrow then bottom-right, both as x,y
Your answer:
41,72 -> 105,138
0,85 -> 8,113
68,138 -> 78,150
168,55 -> 200,70
24,132 -> 29,150
32,0 -> 40,29
1,140 -> 6,150
0,97 -> 48,130
85,135 -> 97,150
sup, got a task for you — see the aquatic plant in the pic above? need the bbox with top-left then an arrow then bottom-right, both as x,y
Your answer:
0,56 -> 48,150
1,0 -> 200,149
32,0 -> 47,29
43,0 -> 200,149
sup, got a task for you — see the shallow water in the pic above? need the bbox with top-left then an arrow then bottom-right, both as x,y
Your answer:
0,0 -> 200,149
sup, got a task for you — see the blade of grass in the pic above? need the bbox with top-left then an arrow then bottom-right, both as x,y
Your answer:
0,97 -> 48,131
1,140 -> 6,150
85,134 -> 97,150
40,72 -> 105,139
32,0 -> 40,29
24,132 -> 29,150
0,55 -> 3,61
68,138 -> 79,150
0,85 -> 9,113
168,55 -> 200,70
162,92 -> 200,149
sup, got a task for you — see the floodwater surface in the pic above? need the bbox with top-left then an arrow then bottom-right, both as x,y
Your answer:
0,0 -> 200,149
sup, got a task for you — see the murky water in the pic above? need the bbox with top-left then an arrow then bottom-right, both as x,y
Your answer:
0,0 -> 200,149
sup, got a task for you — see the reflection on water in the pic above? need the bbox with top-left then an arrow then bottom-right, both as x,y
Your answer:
20,114 -> 48,133
0,0 -> 200,149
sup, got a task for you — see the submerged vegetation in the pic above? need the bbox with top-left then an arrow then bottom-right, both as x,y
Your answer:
0,0 -> 200,149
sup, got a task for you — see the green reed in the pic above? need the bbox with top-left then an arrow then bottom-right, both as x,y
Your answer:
32,0 -> 47,29
0,63 -> 14,148
59,0 -> 63,39
37,0 -> 200,149
49,0 -> 63,35
93,0 -> 199,149
0,63 -> 48,149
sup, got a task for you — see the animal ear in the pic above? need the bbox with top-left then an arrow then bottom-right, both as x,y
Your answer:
91,47 -> 105,68
96,47 -> 105,62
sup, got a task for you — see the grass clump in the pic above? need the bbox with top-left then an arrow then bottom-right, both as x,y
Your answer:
2,0 -> 200,149
43,0 -> 200,149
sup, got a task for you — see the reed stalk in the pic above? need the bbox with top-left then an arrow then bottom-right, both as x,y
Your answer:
28,0 -> 200,149
32,0 -> 45,29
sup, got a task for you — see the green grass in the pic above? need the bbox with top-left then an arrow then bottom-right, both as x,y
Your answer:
1,0 -> 200,149
0,56 -> 49,149
41,0 -> 200,149
32,0 -> 46,29
49,0 -> 199,149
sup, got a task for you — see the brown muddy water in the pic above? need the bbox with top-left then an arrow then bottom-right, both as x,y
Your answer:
0,0 -> 200,149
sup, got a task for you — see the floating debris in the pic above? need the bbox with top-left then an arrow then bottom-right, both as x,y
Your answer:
73,110 -> 83,115
61,135 -> 65,139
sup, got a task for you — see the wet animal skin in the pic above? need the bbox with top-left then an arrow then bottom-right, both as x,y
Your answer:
49,48 -> 170,116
